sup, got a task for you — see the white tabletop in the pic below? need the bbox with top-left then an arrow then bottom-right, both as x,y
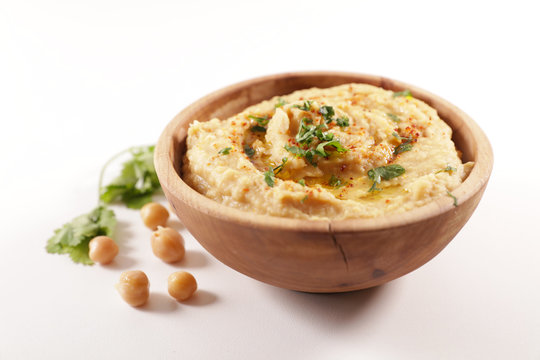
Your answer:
1,1 -> 539,359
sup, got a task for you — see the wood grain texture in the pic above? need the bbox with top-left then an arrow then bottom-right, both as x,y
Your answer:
155,71 -> 494,293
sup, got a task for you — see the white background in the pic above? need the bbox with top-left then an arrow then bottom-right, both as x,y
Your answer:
1,1 -> 539,359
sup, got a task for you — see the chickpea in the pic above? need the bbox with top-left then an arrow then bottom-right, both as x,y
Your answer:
88,236 -> 118,265
140,202 -> 169,230
168,271 -> 197,301
115,270 -> 149,307
151,227 -> 185,263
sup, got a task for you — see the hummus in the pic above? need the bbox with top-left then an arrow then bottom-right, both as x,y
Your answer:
182,84 -> 473,220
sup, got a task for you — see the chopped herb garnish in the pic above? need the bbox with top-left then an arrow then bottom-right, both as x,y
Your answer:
218,147 -> 231,155
393,89 -> 412,98
437,165 -> 457,174
263,158 -> 288,187
264,167 -> 275,187
250,125 -> 267,133
336,117 -> 350,127
315,127 -> 334,141
318,105 -> 335,123
387,113 -> 401,122
392,132 -> 414,155
368,164 -> 405,192
395,143 -> 413,154
248,115 -> 269,126
273,157 -> 288,175
292,100 -> 313,111
301,195 -> 308,203
298,179 -> 306,186
284,145 -> 305,156
275,98 -> 287,108
447,191 -> 458,207
243,145 -> 255,158
329,175 -> 343,188
315,140 -> 348,157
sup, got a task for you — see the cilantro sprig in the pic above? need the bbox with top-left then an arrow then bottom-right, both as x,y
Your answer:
264,158 -> 288,187
368,164 -> 405,192
393,89 -> 412,98
100,146 -> 161,209
437,165 -> 457,174
46,206 -> 116,265
243,145 -> 255,158
329,175 -> 344,188
392,132 -> 414,155
218,147 -> 232,155
275,98 -> 287,108
47,145 -> 161,265
292,100 -> 313,111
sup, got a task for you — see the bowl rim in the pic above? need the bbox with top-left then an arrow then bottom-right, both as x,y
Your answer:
155,71 -> 493,233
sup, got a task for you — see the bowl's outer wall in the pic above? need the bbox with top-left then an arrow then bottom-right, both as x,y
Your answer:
156,72 -> 493,293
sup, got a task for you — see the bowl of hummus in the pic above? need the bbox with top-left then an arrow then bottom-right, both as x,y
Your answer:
155,72 -> 493,292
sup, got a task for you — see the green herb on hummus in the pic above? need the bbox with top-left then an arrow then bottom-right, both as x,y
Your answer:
264,158 -> 288,187
447,191 -> 458,206
329,175 -> 343,188
318,105 -> 335,123
264,168 -> 275,187
336,117 -> 350,127
275,98 -> 287,108
392,132 -> 414,155
437,165 -> 457,174
292,100 -> 313,111
243,145 -> 255,158
368,164 -> 406,192
218,147 -> 232,155
248,115 -> 269,126
393,89 -> 412,98
315,140 -> 348,157
250,125 -> 267,133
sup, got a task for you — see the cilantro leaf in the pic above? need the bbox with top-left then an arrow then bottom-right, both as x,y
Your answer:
100,146 -> 161,209
264,167 -> 275,187
329,175 -> 343,188
248,115 -> 269,126
436,165 -> 457,174
315,140 -> 348,157
393,89 -> 412,98
273,157 -> 288,175
392,132 -> 414,155
292,100 -> 313,111
368,164 -> 405,192
263,158 -> 288,187
218,147 -> 232,155
275,98 -> 287,108
298,179 -> 306,186
318,105 -> 335,123
243,145 -> 255,158
250,125 -> 267,133
336,117 -> 349,127
46,206 -> 116,265
395,143 -> 413,154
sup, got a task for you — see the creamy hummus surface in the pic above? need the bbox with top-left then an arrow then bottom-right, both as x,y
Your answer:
182,84 -> 473,220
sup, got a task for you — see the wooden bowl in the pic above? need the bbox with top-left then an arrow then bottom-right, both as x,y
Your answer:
155,72 -> 493,293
